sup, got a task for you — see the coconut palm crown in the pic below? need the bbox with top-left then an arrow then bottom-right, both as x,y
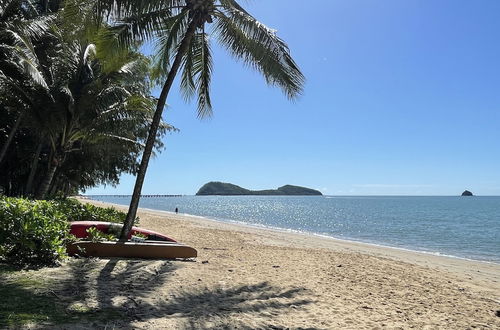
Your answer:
0,0 -> 55,165
93,0 -> 305,238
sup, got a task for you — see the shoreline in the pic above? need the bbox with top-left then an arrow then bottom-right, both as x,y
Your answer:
145,206 -> 499,265
177,211 -> 499,265
63,197 -> 500,328
88,198 -> 499,264
83,198 -> 500,293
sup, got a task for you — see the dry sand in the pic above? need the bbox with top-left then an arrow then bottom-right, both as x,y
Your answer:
46,199 -> 500,329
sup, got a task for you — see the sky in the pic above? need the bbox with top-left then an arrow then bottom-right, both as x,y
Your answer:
86,0 -> 500,196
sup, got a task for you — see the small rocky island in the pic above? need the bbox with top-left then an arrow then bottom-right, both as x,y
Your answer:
196,182 -> 322,196
461,190 -> 473,196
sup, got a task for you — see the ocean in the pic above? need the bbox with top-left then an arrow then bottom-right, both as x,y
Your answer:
89,195 -> 500,263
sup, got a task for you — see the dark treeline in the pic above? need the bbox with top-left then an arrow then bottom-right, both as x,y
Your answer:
0,0 -> 173,198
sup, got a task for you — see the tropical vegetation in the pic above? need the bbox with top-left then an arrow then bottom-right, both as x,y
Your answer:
1,0 -> 303,240
0,0 -> 171,198
94,0 -> 306,238
0,196 -> 127,267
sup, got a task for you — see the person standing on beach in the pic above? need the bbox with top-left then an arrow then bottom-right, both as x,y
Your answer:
175,207 -> 178,214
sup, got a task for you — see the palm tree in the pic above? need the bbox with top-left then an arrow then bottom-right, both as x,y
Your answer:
0,1 -> 174,197
0,0 -> 53,165
98,0 -> 305,238
32,29 -> 175,199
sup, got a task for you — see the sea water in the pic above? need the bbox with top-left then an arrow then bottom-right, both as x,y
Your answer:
89,195 -> 500,263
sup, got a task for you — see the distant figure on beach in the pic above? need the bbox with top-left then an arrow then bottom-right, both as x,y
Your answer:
175,207 -> 178,214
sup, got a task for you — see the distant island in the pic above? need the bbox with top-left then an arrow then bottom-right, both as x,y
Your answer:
196,182 -> 323,196
461,190 -> 473,196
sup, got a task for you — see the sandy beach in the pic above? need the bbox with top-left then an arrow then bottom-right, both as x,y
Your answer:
39,199 -> 500,329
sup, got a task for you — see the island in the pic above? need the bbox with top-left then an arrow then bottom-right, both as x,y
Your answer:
461,190 -> 473,196
196,182 -> 323,196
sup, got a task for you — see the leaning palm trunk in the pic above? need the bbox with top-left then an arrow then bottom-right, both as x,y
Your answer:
119,21 -> 198,239
35,154 -> 60,199
47,171 -> 61,197
116,0 -> 304,238
0,112 -> 24,165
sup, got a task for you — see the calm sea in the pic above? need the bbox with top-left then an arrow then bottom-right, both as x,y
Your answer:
89,195 -> 500,263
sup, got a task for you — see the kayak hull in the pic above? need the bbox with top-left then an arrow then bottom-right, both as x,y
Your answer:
67,240 -> 197,259
69,221 -> 176,242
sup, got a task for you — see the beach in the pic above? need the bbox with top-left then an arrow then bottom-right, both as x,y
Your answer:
47,199 -> 500,329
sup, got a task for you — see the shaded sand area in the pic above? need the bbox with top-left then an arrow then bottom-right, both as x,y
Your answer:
4,199 -> 499,329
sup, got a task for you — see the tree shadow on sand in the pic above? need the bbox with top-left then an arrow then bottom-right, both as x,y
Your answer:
0,265 -> 74,328
52,259 -> 314,329
47,257 -> 178,327
156,282 -> 315,330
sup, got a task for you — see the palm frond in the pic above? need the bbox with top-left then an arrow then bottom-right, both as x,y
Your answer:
192,31 -> 212,118
83,43 -> 96,64
95,0 -> 184,21
102,0 -> 189,49
59,85 -> 75,113
118,57 -> 145,75
180,38 -> 196,101
213,6 -> 304,99
21,56 -> 48,88
20,13 -> 54,40
109,7 -> 171,48
1,23 -> 49,88
98,133 -> 144,146
151,10 -> 189,82
218,0 -> 250,15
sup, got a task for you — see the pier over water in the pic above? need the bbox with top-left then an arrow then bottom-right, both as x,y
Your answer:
84,194 -> 183,198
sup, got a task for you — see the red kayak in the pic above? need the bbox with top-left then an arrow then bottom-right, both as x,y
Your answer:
70,221 -> 177,242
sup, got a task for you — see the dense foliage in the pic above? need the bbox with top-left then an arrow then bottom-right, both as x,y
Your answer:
0,0 -> 172,198
53,198 -> 129,224
0,196 -> 71,267
0,196 -> 129,267
2,0 -> 302,242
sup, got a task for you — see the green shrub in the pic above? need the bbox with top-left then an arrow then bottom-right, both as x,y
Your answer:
0,197 -> 73,268
85,227 -> 116,242
53,198 -> 131,224
0,197 -> 136,268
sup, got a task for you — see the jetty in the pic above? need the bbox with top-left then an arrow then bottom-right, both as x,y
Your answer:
85,194 -> 184,198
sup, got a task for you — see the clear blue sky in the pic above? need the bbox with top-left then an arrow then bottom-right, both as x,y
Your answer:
87,0 -> 500,196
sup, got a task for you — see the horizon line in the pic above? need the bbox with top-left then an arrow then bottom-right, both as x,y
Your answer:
81,194 -> 499,197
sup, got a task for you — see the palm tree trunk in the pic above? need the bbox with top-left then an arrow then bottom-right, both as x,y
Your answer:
48,170 -> 60,197
0,112 -> 24,165
119,21 -> 199,239
35,155 -> 59,200
25,142 -> 43,196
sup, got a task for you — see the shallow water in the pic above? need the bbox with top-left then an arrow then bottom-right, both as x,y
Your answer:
90,195 -> 500,263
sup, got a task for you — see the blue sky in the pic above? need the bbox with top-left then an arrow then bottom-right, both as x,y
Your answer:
87,0 -> 500,196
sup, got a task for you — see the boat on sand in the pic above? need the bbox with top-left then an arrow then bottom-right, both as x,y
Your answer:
70,221 -> 177,242
68,221 -> 197,259
67,240 -> 197,259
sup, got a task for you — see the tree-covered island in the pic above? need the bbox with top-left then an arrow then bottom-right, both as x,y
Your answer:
196,182 -> 322,196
